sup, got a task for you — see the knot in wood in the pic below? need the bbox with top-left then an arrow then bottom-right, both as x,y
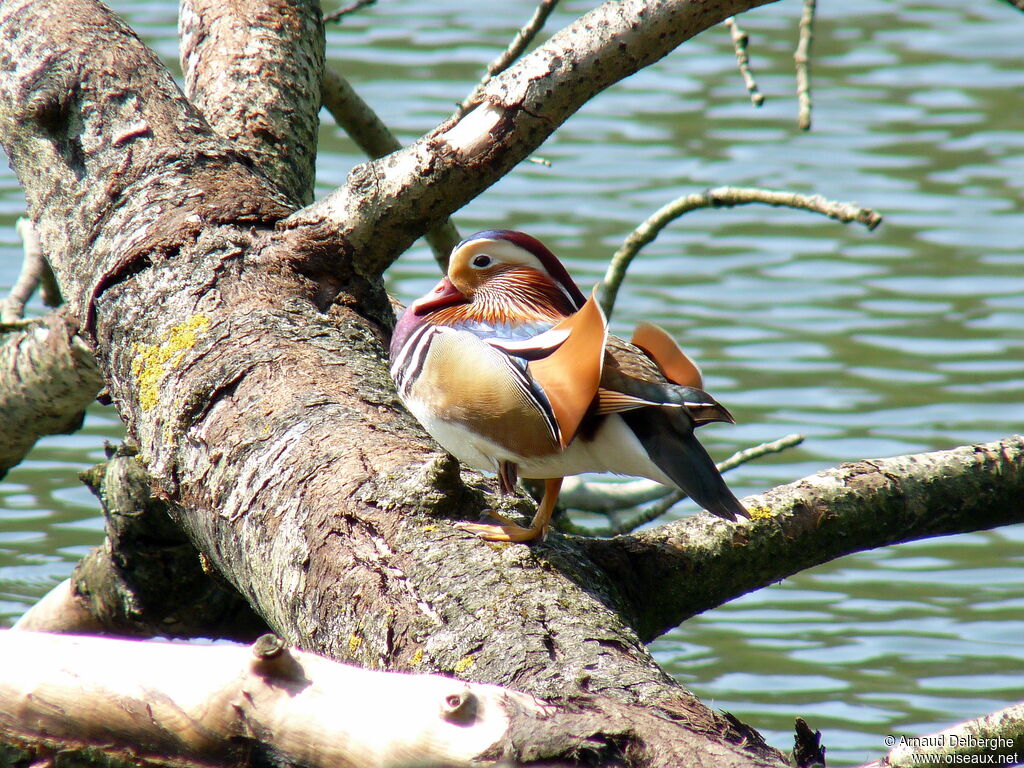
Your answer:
440,688 -> 478,724
252,633 -> 287,660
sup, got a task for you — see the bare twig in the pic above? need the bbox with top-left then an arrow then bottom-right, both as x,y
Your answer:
561,434 -> 804,536
599,186 -> 882,317
794,0 -> 816,131
323,0 -> 376,24
321,68 -> 461,264
457,0 -> 561,115
725,17 -> 764,107
1,218 -> 47,322
1000,0 -> 1024,10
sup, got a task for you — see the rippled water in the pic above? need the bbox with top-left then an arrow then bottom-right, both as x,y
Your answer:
2,1 -> 1022,763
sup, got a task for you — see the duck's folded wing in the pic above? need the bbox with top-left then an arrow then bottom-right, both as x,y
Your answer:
598,365 -> 735,426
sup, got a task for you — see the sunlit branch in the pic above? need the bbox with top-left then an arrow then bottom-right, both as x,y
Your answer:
599,186 -> 882,317
321,68 -> 461,264
458,0 -> 561,115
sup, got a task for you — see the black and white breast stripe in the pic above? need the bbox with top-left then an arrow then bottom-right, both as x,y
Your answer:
390,323 -> 437,398
501,352 -> 562,447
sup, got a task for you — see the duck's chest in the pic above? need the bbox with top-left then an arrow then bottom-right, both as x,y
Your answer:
396,325 -> 561,464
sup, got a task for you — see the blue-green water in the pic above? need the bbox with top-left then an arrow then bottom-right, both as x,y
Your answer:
1,1 -> 1022,763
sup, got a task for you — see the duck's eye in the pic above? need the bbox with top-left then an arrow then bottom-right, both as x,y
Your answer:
472,254 -> 492,268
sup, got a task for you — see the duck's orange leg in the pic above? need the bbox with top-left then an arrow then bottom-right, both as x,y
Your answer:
455,478 -> 564,543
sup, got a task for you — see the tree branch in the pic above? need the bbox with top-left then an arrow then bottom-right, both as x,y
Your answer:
321,67 -> 461,263
0,311 -> 102,479
582,436 -> 1024,643
0,631 -> 553,768
458,0 -> 562,115
794,0 -> 815,131
599,186 -> 882,316
178,0 -> 324,206
323,0 -> 376,24
1,218 -> 56,322
281,0 -> 782,281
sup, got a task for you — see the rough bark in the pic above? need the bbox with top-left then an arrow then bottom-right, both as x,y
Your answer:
0,310 -> 102,478
178,0 -> 323,206
14,450 -> 267,639
0,0 -> 789,766
582,436 -> 1024,642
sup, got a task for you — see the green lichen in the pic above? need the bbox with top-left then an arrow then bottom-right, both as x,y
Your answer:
131,314 -> 210,411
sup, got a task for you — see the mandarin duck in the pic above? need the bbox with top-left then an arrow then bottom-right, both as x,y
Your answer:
390,230 -> 749,542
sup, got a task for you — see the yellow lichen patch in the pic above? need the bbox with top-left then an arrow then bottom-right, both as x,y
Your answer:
410,648 -> 424,666
748,505 -> 774,520
453,654 -> 475,674
348,632 -> 363,656
131,314 -> 211,411
420,525 -> 438,533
